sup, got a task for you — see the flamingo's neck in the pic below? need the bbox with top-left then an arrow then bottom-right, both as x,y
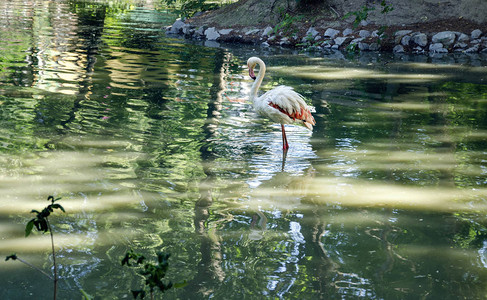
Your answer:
250,59 -> 266,103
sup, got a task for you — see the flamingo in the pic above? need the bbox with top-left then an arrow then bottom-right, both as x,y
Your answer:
247,57 -> 316,151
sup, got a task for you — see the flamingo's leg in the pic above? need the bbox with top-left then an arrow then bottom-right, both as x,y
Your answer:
281,124 -> 289,151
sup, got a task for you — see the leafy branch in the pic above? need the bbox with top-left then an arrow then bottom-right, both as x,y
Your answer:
273,8 -> 304,36
6,196 -> 65,300
296,32 -> 322,51
162,0 -> 219,18
25,196 -> 65,236
343,0 -> 394,29
343,5 -> 374,29
343,0 -> 394,52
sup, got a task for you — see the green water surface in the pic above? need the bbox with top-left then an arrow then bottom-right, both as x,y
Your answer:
1,1 -> 487,299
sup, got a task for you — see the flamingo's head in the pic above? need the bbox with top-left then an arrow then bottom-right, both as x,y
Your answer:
247,57 -> 259,80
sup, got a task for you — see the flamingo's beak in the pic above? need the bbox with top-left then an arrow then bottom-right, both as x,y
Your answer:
248,65 -> 256,80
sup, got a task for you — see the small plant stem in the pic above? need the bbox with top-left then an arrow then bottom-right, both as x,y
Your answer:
328,5 -> 340,18
46,218 -> 58,300
15,257 -> 53,280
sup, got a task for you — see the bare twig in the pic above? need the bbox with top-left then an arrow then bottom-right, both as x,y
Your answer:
329,5 -> 340,18
14,256 -> 53,281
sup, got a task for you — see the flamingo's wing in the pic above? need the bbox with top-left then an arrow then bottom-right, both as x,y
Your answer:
262,86 -> 316,129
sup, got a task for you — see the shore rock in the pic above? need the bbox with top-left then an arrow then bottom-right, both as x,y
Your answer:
205,27 -> 220,40
219,29 -> 233,35
168,19 -> 186,34
324,28 -> 340,39
393,45 -> 404,53
342,28 -> 353,36
359,30 -> 371,38
194,26 -> 207,38
394,30 -> 412,43
262,26 -> 273,37
245,29 -> 260,35
432,31 -> 456,46
306,27 -> 320,38
429,42 -> 448,53
458,33 -> 469,42
358,42 -> 369,51
465,44 -> 480,53
411,33 -> 428,47
401,35 -> 411,46
182,24 -> 193,36
334,37 -> 349,47
170,15 -> 487,55
412,46 -> 424,53
280,37 -> 291,46
454,42 -> 468,52
471,29 -> 483,39
369,42 -> 380,51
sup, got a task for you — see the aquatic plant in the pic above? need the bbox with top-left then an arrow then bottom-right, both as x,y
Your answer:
5,196 -> 65,300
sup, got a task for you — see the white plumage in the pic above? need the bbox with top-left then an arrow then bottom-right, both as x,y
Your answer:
247,57 -> 316,151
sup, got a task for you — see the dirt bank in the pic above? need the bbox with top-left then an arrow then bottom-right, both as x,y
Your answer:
187,0 -> 487,30
171,0 -> 487,54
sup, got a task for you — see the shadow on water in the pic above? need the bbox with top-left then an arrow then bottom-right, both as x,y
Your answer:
1,0 -> 487,299
189,47 -> 227,294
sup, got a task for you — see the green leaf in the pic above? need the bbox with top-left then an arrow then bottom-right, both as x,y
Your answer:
25,219 -> 35,237
79,289 -> 93,300
51,204 -> 65,212
5,254 -> 17,261
342,12 -> 353,20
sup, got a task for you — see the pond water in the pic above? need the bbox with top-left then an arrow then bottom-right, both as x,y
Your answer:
1,0 -> 487,299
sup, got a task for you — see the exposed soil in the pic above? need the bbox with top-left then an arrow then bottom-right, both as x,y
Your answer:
187,0 -> 487,37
